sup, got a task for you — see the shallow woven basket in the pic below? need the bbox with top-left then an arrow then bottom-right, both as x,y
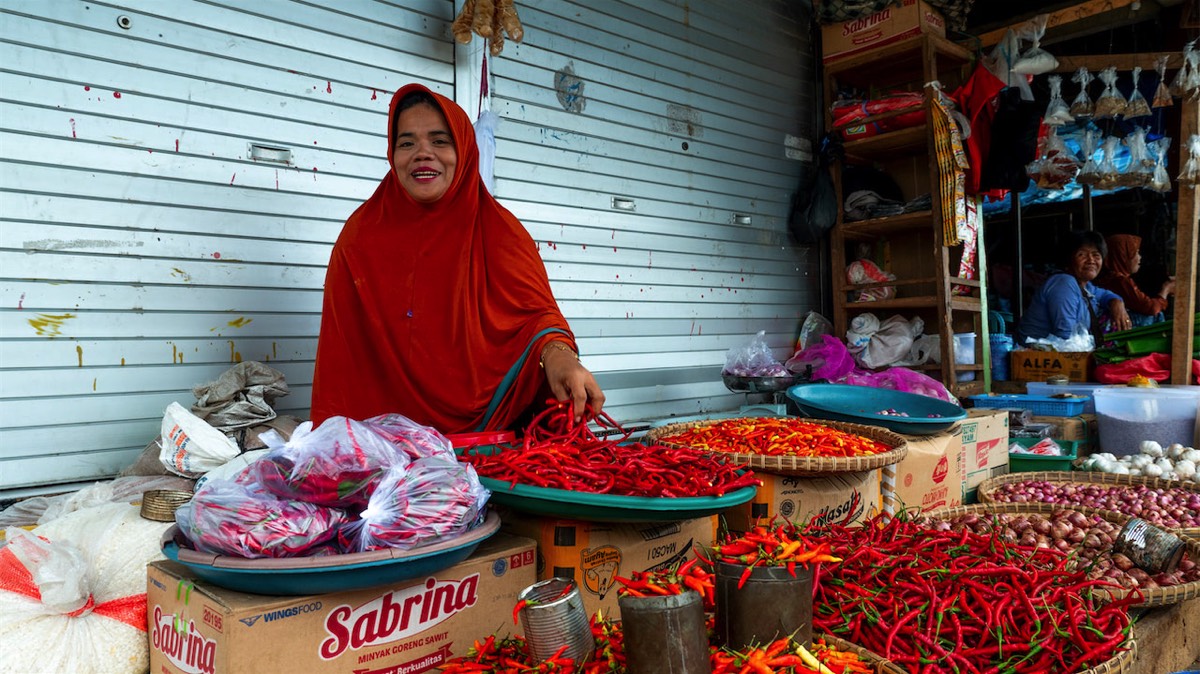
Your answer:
922,502 -> 1200,608
819,634 -> 906,674
644,417 -> 908,476
140,489 -> 193,522
976,470 -> 1200,538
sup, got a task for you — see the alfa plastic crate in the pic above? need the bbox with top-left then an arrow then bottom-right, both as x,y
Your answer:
1008,437 -> 1080,473
968,394 -> 1088,417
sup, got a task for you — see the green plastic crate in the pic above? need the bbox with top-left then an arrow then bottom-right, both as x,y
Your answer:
1008,437 -> 1079,473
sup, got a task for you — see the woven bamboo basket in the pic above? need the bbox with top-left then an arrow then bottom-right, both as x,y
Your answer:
139,489 -> 193,522
819,634 -> 907,674
644,417 -> 908,476
922,502 -> 1200,607
976,470 -> 1200,538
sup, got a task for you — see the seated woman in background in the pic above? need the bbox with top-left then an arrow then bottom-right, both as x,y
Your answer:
1095,234 -> 1174,328
1017,231 -> 1132,346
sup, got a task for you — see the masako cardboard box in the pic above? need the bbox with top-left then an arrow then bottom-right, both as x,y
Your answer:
500,515 -> 717,619
963,408 -> 1010,502
724,470 -> 882,532
147,533 -> 535,674
883,430 -> 964,514
820,0 -> 946,64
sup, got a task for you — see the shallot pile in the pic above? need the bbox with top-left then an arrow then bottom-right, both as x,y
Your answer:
923,509 -> 1200,591
987,480 -> 1200,529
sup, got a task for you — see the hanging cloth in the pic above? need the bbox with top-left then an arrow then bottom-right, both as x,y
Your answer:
928,82 -> 970,246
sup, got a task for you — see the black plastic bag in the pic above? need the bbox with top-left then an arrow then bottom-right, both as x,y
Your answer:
789,135 -> 841,244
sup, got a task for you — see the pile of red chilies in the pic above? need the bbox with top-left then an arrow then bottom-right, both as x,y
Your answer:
810,514 -> 1138,674
463,400 -> 759,498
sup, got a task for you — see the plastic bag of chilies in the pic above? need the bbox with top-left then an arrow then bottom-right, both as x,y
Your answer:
1026,127 -> 1079,189
250,416 -> 412,508
339,457 -> 490,552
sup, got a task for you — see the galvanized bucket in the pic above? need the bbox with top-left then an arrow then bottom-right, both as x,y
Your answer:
617,590 -> 710,674
715,561 -> 813,650
517,578 -> 592,665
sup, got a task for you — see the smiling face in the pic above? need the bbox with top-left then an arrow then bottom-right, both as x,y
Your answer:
1068,244 -> 1104,284
392,102 -> 457,203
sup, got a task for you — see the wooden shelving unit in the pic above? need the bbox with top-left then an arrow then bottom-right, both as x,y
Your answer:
824,34 -> 989,398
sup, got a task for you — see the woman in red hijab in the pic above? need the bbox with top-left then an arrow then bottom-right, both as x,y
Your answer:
1095,234 -> 1174,328
311,83 -> 604,433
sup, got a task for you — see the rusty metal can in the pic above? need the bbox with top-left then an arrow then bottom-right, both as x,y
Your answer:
715,561 -> 813,650
618,590 -> 710,674
1112,518 -> 1186,574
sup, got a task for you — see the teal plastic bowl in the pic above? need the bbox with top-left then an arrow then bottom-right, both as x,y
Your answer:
787,383 -> 966,435
160,510 -> 500,595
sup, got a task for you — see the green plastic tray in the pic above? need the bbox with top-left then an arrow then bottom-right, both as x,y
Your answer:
479,476 -> 757,522
1008,438 -> 1079,473
462,445 -> 757,522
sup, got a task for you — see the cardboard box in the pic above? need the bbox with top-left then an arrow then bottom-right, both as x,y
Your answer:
883,431 -> 964,514
724,470 -> 881,532
821,0 -> 946,64
147,533 -> 536,674
963,409 -> 1010,502
500,516 -> 717,619
1010,350 -> 1092,383
1030,413 -> 1098,455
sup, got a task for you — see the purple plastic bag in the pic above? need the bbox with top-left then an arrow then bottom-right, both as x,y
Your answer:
786,335 -> 857,381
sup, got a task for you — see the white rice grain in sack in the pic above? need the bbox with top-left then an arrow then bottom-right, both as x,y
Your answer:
0,503 -> 170,674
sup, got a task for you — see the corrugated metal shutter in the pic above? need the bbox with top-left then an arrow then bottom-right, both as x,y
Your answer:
488,0 -> 819,421
0,0 -> 818,493
0,0 -> 456,491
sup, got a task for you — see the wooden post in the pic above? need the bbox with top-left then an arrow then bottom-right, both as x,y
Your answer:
1172,97 -> 1199,385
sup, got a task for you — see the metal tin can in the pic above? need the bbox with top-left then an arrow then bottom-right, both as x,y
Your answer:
1112,518 -> 1185,574
516,578 -> 593,665
715,561 -> 813,650
618,590 -> 710,674
1046,375 -> 1070,386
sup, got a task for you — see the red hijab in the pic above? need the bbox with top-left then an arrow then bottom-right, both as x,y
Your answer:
311,83 -> 575,433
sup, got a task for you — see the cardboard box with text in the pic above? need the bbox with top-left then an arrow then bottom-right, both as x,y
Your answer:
724,470 -> 881,532
820,0 -> 946,63
963,409 -> 1010,502
884,430 -> 964,514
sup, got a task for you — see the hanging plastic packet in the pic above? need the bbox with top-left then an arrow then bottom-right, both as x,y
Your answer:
1122,128 -> 1152,188
1148,137 -> 1172,193
1076,130 -> 1102,185
1094,67 -> 1128,119
1043,74 -> 1073,126
1011,15 -> 1059,75
1173,41 -> 1200,99
1152,55 -> 1173,108
1026,127 -> 1080,189
1179,134 -> 1200,186
1124,67 -> 1152,118
1096,136 -> 1121,190
1070,67 -> 1095,117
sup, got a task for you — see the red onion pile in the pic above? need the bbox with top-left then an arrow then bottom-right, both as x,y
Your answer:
987,480 -> 1200,529
923,509 -> 1200,591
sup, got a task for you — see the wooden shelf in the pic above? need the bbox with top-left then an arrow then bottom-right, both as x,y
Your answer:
844,126 -> 928,164
840,210 -> 935,240
841,295 -> 982,312
823,34 -> 975,85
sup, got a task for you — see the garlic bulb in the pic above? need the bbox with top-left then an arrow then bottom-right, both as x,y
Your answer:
1139,440 -> 1164,457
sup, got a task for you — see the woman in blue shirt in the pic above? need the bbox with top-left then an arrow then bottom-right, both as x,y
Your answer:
1018,231 -> 1132,345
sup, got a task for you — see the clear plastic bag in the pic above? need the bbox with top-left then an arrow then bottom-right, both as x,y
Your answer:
1043,74 -> 1073,126
1096,135 -> 1122,190
1076,130 -> 1102,185
1180,134 -> 1200,186
1152,55 -> 1173,108
362,413 -> 457,462
1026,126 -> 1080,189
1122,127 -> 1152,188
723,330 -> 789,377
338,457 -> 490,552
1069,67 -> 1095,117
175,478 -> 348,558
250,416 -> 411,508
1170,40 -> 1198,98
1148,137 -> 1173,193
794,311 -> 834,352
1010,15 -> 1059,75
1094,67 -> 1127,119
1124,67 -> 1152,118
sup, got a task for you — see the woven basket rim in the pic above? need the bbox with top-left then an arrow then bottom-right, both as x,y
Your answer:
819,634 -> 907,674
976,470 -> 1200,536
645,417 -> 909,476
921,502 -> 1200,608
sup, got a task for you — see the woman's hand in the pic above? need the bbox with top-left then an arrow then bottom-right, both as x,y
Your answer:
541,344 -> 605,422
1109,299 -> 1132,332
1160,277 -> 1176,299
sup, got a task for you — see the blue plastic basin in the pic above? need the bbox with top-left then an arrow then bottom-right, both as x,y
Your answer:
786,383 -> 966,435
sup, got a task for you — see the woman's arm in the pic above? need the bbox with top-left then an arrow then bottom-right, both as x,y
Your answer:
540,340 -> 605,422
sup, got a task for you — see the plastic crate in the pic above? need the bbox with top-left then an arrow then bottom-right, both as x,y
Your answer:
968,394 -> 1088,417
1008,437 -> 1079,473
